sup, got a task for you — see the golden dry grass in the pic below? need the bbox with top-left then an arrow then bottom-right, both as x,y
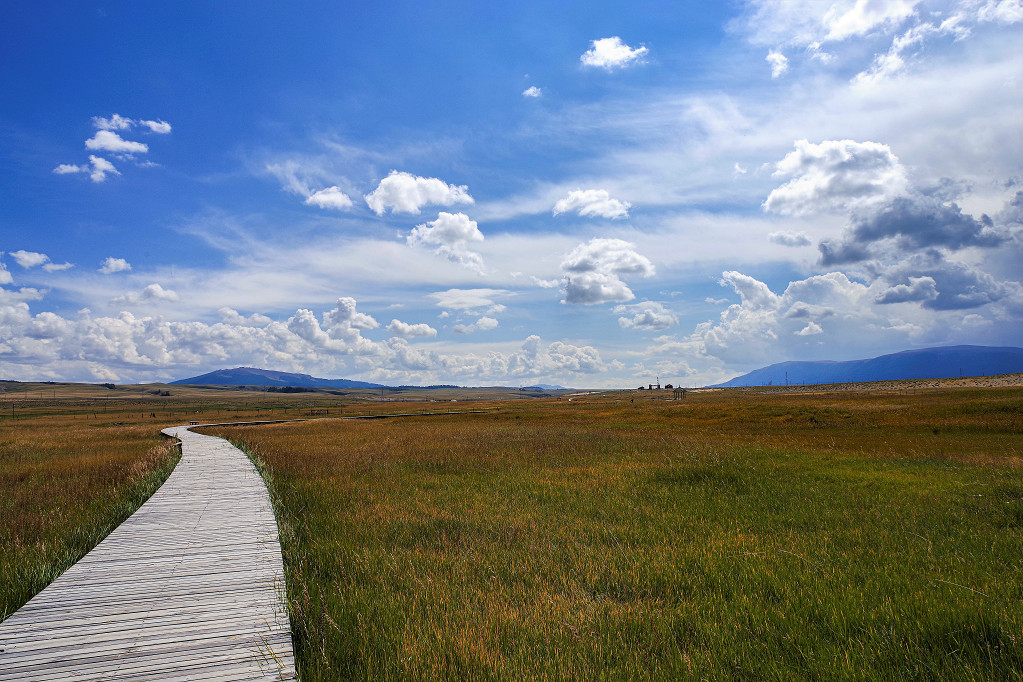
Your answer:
3,379 -> 1021,678
0,384 -> 468,621
212,386 -> 1023,680
0,416 -> 181,619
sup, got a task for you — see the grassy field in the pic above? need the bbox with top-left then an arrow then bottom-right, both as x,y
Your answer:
0,380 -> 348,620
0,379 -> 562,621
208,386 -> 1023,680
2,379 -> 1021,678
0,417 -> 180,620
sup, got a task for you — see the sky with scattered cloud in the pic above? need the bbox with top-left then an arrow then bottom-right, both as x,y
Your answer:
1,0 -> 1021,387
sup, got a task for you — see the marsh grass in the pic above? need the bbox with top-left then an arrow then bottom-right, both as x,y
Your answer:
0,418 -> 180,619
0,385 -> 493,622
213,388 -> 1023,680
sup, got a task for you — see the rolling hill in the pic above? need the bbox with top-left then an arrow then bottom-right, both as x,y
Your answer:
712,345 -> 1023,388
171,367 -> 386,389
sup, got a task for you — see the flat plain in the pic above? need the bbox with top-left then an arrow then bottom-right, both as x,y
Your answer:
2,379 -> 1021,680
0,380 -> 549,620
207,382 -> 1023,680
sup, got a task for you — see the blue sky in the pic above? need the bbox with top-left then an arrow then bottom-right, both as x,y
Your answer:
1,0 -> 1021,387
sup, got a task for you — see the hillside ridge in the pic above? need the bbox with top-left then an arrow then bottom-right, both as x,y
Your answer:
171,366 -> 386,389
712,345 -> 1023,388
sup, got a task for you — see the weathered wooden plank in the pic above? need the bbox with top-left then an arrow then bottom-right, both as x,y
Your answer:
0,605 -> 291,654
0,630 -> 293,672
0,606 -> 289,650
0,425 -> 296,681
11,590 -> 285,626
4,641 -> 293,682
0,605 -> 288,650
17,566 -> 284,597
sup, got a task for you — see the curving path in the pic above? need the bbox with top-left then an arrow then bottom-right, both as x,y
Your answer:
0,425 -> 295,681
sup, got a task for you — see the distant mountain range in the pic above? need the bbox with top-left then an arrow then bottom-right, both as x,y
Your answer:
171,367 -> 386,389
169,368 -> 576,388
712,345 -> 1023,388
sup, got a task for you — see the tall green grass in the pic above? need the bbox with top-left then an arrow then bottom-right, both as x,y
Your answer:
216,388 -> 1023,680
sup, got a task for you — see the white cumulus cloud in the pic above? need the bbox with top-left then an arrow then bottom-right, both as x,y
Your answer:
99,257 -> 132,274
795,321 -> 824,336
323,296 -> 379,331
553,189 -> 631,219
138,283 -> 178,302
87,156 -> 119,182
92,114 -> 134,131
304,186 -> 354,211
580,37 -> 649,69
11,250 -> 51,269
53,155 -> 120,183
453,316 -> 499,334
8,250 -> 71,272
365,171 -> 474,215
218,307 -> 272,327
56,114 -> 169,184
114,283 -> 180,305
677,262 -> 1020,370
407,212 -> 485,273
0,293 -> 620,384
615,302 -> 679,331
522,86 -> 542,98
387,319 -> 438,338
515,335 -> 607,374
140,119 -> 172,134
276,298 -> 381,358
53,163 -> 86,175
764,139 -> 909,216
561,238 -> 655,305
92,114 -> 171,135
85,130 -> 149,156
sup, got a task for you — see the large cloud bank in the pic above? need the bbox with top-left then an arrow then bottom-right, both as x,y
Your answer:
0,293 -> 614,384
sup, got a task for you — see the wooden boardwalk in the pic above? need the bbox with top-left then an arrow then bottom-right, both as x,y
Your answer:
0,426 -> 295,681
